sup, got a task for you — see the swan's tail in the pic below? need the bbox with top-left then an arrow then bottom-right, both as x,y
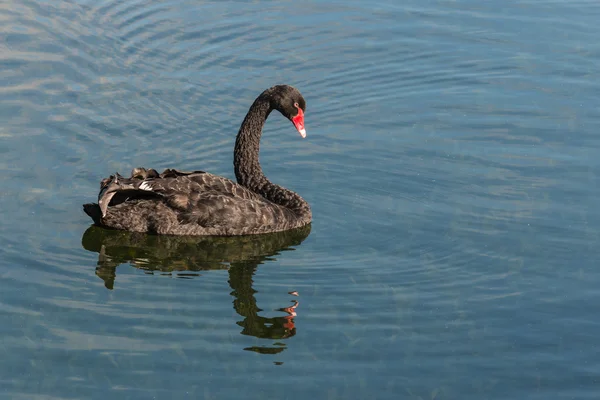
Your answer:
83,203 -> 103,225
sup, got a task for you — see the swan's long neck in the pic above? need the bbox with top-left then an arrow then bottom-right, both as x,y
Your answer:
234,95 -> 311,223
234,96 -> 270,188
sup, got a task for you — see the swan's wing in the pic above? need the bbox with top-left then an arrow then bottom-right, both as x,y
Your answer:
139,169 -> 280,228
96,168 -> 264,218
132,169 -> 258,199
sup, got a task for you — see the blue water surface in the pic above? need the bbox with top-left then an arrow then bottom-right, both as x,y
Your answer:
1,0 -> 600,398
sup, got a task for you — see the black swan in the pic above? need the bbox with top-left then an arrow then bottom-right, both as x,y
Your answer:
83,85 -> 311,236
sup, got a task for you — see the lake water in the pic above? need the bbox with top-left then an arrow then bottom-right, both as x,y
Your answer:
2,0 -> 600,398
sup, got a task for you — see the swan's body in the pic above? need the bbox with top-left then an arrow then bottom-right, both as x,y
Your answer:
83,85 -> 311,236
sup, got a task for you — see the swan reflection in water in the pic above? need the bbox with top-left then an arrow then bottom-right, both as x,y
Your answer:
81,224 -> 311,355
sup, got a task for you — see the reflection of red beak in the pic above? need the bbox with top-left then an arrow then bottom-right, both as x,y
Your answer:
292,108 -> 306,138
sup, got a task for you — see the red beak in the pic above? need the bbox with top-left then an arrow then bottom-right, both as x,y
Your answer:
292,108 -> 306,138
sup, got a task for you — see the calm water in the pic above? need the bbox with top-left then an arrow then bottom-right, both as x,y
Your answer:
2,0 -> 600,398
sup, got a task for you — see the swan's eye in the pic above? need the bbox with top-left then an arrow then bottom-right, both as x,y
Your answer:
294,102 -> 299,108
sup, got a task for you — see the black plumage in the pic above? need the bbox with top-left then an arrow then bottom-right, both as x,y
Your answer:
83,85 -> 312,236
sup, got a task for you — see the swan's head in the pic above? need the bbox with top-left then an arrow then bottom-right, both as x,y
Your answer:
268,85 -> 307,138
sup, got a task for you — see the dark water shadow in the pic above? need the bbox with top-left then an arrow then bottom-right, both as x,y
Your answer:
81,225 -> 311,354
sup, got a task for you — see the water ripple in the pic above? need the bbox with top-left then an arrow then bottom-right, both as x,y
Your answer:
3,0 -> 600,398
